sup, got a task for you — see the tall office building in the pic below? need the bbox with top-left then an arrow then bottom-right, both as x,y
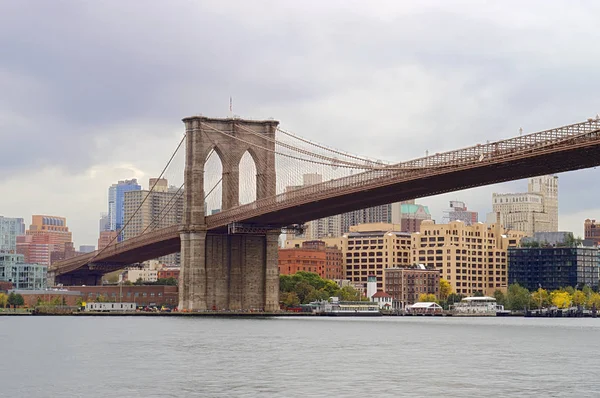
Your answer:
108,179 -> 141,233
98,212 -> 110,232
16,215 -> 73,266
340,204 -> 393,234
391,201 -> 432,233
0,216 -> 25,253
122,178 -> 183,265
492,175 -> 558,236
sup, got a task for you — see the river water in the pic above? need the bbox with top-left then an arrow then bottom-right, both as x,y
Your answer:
1,316 -> 598,397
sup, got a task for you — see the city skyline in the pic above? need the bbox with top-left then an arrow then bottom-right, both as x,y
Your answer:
2,1 -> 600,246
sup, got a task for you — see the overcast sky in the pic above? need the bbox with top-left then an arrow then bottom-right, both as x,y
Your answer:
2,1 -> 600,247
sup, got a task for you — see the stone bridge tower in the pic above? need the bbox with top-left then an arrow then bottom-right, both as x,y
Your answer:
179,116 -> 280,311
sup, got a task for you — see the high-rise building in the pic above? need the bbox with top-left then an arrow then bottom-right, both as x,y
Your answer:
108,179 -> 141,233
16,216 -> 73,266
444,201 -> 478,225
340,204 -> 393,234
99,212 -> 110,232
79,245 -> 95,253
391,202 -> 432,233
384,265 -> 441,307
0,216 -> 25,253
122,178 -> 183,265
412,220 -> 524,296
98,231 -> 118,251
492,175 -> 558,236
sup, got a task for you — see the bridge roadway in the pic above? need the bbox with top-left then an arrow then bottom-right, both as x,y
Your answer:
51,118 -> 600,279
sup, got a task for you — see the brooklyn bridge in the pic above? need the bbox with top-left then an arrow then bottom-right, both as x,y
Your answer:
50,115 -> 600,311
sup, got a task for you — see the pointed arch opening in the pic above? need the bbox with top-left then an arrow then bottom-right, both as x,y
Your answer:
204,147 -> 223,215
238,150 -> 257,205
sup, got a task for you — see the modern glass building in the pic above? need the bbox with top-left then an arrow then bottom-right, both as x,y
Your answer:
508,247 -> 600,291
0,216 -> 25,253
0,253 -> 47,290
108,179 -> 141,238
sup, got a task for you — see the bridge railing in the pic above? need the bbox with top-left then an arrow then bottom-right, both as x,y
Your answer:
208,118 -> 600,228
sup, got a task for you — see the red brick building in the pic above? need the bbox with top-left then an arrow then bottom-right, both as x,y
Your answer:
384,265 -> 440,307
158,267 -> 180,281
278,240 -> 343,280
584,219 -> 600,245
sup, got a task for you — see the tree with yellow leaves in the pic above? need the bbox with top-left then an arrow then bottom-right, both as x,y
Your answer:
0,292 -> 6,309
439,279 -> 452,301
586,292 -> 600,309
551,291 -> 572,309
418,293 -> 437,303
572,290 -> 587,307
530,288 -> 550,309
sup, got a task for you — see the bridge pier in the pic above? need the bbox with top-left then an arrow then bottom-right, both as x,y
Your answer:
179,115 -> 281,312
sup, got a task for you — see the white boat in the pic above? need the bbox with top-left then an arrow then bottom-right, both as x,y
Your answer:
310,297 -> 381,317
451,296 -> 507,316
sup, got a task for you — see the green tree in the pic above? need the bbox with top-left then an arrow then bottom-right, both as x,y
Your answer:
133,278 -> 144,286
439,279 -> 452,301
306,288 -> 330,303
418,293 -> 437,303
572,290 -> 587,307
96,294 -> 108,303
446,293 -> 464,306
15,294 -> 24,307
493,290 -> 506,307
124,280 -> 133,286
7,292 -> 17,309
281,292 -> 300,307
76,297 -> 83,307
337,285 -> 362,301
563,286 -> 575,295
506,283 -> 530,311
294,281 -> 315,304
473,290 -> 484,297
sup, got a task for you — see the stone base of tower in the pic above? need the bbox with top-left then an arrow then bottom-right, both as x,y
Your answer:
179,231 -> 280,312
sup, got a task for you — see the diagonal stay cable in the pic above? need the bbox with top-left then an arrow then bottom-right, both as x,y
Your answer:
88,133 -> 187,263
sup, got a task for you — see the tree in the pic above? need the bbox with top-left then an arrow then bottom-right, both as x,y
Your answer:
281,292 -> 300,307
551,291 -> 572,309
337,285 -> 362,301
133,278 -> 144,286
96,294 -> 108,303
572,290 -> 587,307
473,290 -> 484,297
306,288 -> 330,303
586,292 -> 600,309
493,290 -> 506,307
7,292 -> 17,309
530,288 -> 550,309
418,293 -> 437,303
15,294 -> 24,307
506,283 -> 530,311
0,292 -> 7,308
124,280 -> 133,286
76,297 -> 83,307
439,279 -> 452,301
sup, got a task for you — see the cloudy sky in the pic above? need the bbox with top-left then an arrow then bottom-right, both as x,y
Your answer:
2,0 -> 600,247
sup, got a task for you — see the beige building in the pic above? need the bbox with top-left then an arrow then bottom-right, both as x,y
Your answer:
492,175 -> 558,236
412,220 -> 524,296
123,268 -> 158,283
122,178 -> 183,265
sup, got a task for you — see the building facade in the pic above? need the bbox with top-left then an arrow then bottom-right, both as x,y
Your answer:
108,178 -> 141,233
384,265 -> 441,307
122,178 -> 183,265
63,285 -> 179,307
0,216 -> 25,253
278,240 -> 343,280
98,230 -> 118,251
492,175 -> 558,236
508,247 -> 599,291
345,223 -> 412,292
0,253 -> 47,290
444,201 -> 478,225
584,219 -> 600,246
391,202 -> 432,233
79,245 -> 95,253
16,216 -> 73,267
341,205 -> 393,234
412,220 -> 524,296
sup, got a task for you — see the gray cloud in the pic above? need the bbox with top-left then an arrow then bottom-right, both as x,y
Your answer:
1,0 -> 600,244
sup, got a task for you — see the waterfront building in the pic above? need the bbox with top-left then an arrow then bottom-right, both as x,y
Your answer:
278,240 -> 343,280
444,201 -> 478,226
122,178 -> 183,265
0,216 -> 25,253
492,175 -> 558,236
370,290 -> 393,310
584,219 -> 600,246
345,223 -> 412,292
124,269 -> 158,283
384,265 -> 441,308
0,253 -> 47,290
108,178 -> 141,233
412,220 -> 524,296
62,285 -> 178,307
508,246 -> 599,291
16,216 -> 73,267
